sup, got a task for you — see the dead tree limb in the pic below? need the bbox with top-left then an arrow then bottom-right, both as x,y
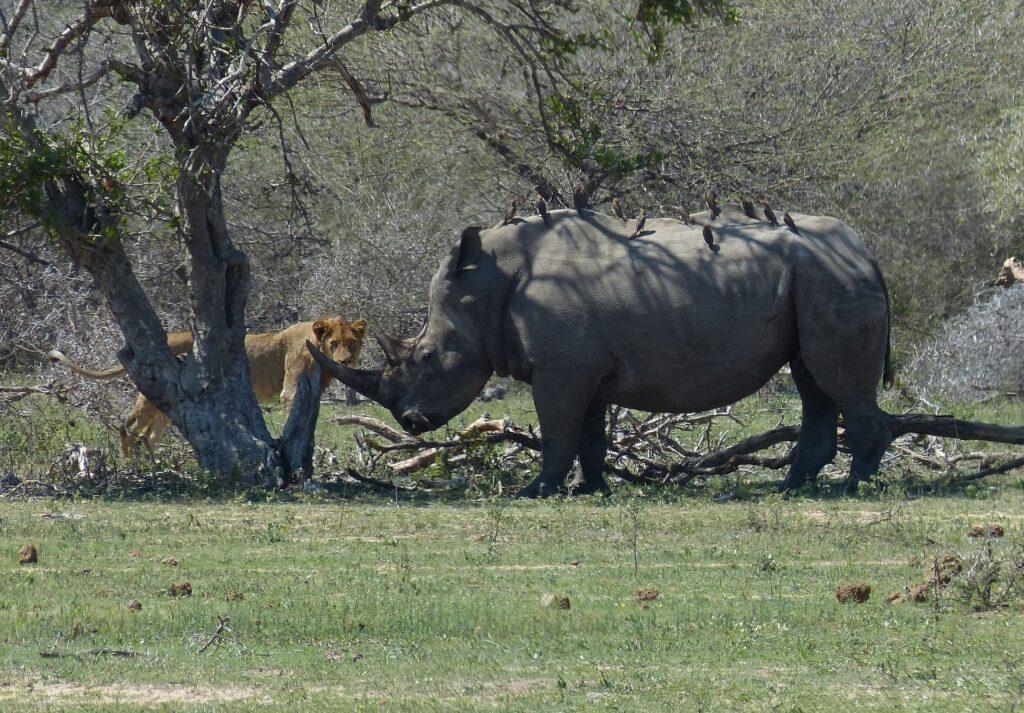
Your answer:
337,409 -> 1024,488
278,365 -> 323,483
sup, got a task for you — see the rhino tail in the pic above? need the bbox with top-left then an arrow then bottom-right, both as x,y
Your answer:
871,260 -> 895,390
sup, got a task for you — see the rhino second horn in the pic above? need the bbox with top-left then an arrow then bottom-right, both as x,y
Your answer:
376,332 -> 406,366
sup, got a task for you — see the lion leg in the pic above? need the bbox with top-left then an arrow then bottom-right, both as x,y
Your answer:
120,395 -> 168,459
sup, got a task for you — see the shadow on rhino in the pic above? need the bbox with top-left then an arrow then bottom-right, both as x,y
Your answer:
308,205 -> 894,497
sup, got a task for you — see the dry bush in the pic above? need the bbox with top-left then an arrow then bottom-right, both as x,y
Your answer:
910,285 -> 1024,403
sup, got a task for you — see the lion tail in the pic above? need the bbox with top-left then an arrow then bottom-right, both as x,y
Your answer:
48,349 -> 126,381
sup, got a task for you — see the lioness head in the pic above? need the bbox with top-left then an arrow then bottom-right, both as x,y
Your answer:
312,317 -> 368,367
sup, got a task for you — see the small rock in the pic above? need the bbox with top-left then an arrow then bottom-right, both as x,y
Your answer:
128,600 -> 142,612
634,588 -> 661,602
161,557 -> 179,567
169,582 -> 192,597
835,583 -> 871,603
18,544 -> 38,565
885,592 -> 902,604
542,593 -> 571,610
907,583 -> 929,602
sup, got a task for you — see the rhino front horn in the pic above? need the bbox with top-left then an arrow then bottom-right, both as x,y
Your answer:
305,341 -> 391,407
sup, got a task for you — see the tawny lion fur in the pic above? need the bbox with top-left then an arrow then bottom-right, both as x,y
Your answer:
50,318 -> 367,457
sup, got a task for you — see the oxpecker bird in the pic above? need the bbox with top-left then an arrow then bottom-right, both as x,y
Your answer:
573,186 -> 586,214
702,225 -> 715,250
673,206 -> 693,225
535,194 -> 550,227
705,189 -> 720,219
501,198 -> 517,226
630,209 -> 647,240
741,198 -> 757,219
763,203 -> 779,227
611,197 -> 626,225
783,211 -> 799,235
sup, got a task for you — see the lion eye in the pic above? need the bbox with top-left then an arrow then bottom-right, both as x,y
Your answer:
330,340 -> 340,349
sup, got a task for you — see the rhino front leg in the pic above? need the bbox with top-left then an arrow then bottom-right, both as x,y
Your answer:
516,369 -> 596,498
570,400 -> 610,495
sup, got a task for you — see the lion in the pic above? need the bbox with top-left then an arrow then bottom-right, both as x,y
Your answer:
49,317 -> 367,457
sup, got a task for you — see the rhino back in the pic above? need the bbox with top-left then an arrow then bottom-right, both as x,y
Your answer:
481,209 -> 883,412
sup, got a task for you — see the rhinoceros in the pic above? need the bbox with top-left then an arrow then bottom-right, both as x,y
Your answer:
309,205 -> 894,496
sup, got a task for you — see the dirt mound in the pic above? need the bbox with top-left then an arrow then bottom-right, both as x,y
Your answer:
541,593 -> 570,610
835,583 -> 871,603
18,544 -> 37,565
634,588 -> 661,602
128,600 -> 142,612
169,582 -> 193,597
923,555 -> 963,585
968,524 -> 1005,538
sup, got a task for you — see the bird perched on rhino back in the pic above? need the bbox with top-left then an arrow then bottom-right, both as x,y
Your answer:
741,198 -> 757,219
783,211 -> 799,235
573,185 -> 587,214
630,209 -> 647,240
705,189 -> 720,219
762,202 -> 779,227
611,197 -> 626,225
535,193 -> 549,227
702,225 -> 716,251
500,198 -> 517,227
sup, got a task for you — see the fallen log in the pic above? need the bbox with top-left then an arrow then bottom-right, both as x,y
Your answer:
885,413 -> 1024,444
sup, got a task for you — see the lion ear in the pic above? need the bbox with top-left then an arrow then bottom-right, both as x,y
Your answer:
350,320 -> 368,338
312,320 -> 328,340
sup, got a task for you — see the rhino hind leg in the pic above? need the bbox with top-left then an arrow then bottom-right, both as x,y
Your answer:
568,400 -> 611,496
781,356 -> 840,492
838,407 -> 892,495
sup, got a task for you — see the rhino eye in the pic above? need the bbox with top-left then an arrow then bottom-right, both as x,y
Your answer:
421,350 -> 433,361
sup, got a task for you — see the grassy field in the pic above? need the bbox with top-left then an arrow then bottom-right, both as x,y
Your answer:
2,484 -> 1024,711
2,379 -> 1024,709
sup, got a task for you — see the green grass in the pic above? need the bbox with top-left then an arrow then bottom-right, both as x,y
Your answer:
2,486 -> 1024,711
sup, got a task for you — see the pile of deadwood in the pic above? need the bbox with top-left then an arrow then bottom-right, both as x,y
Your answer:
329,407 -> 1024,491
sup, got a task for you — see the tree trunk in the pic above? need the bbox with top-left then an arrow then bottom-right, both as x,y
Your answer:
156,147 -> 283,486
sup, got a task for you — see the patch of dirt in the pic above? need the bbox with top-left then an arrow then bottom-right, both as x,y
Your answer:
225,588 -> 244,601
127,600 -> 142,612
885,592 -> 902,604
169,582 -> 192,597
18,543 -> 37,565
634,588 -> 661,602
128,550 -> 143,558
161,557 -> 179,566
0,682 -> 266,706
835,583 -> 871,603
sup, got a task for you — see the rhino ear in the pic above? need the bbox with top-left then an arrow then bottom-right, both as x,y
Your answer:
455,226 -> 482,272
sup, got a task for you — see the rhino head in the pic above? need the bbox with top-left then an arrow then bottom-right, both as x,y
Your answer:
307,227 -> 493,434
